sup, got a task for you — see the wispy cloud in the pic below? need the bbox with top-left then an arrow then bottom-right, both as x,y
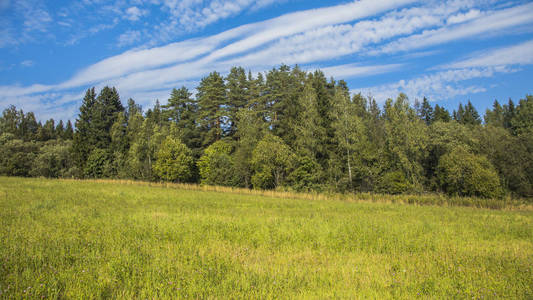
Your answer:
358,38 -> 533,103
16,0 -> 52,33
320,63 -> 403,79
444,39 -> 533,69
66,19 -> 119,46
125,6 -> 147,22
357,67 -> 511,102
20,60 -> 34,67
376,2 -> 533,54
2,0 -> 533,121
46,0 -> 415,90
0,0 -> 53,47
148,0 -> 286,44
117,30 -> 141,47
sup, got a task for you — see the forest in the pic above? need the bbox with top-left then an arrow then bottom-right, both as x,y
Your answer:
1,65 -> 532,198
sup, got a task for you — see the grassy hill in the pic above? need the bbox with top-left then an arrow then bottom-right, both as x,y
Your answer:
0,177 -> 532,298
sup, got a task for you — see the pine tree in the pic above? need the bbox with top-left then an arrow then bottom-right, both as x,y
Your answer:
163,87 -> 201,153
462,101 -> 481,125
454,103 -> 464,123
92,86 -> 124,149
20,111 -> 39,141
503,98 -> 516,131
145,100 -> 163,127
41,119 -> 55,141
73,88 -> 97,169
226,67 -> 249,136
126,98 -> 142,120
420,97 -> 433,125
432,104 -> 451,123
197,72 -> 227,146
63,120 -> 74,140
55,120 -> 65,139
264,65 -> 305,145
484,100 -> 504,127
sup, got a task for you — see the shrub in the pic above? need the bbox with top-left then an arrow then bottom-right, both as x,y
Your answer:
436,146 -> 503,198
153,136 -> 194,183
84,148 -> 110,178
197,140 -> 236,186
377,170 -> 412,194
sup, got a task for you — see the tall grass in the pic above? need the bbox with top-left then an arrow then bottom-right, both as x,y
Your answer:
68,178 -> 533,210
1,177 -> 532,298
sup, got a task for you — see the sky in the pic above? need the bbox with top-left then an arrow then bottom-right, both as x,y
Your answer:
1,0 -> 533,122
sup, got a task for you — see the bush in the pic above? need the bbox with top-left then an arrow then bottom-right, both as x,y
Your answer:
84,148 -> 110,178
153,136 -> 194,183
377,170 -> 412,194
0,135 -> 38,177
30,140 -> 73,178
436,146 -> 503,198
197,140 -> 236,186
287,155 -> 324,192
251,134 -> 295,190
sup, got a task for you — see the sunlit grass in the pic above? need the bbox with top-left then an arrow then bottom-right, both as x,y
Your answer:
0,177 -> 532,298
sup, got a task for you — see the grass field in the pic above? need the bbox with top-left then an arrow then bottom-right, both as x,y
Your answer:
0,177 -> 532,299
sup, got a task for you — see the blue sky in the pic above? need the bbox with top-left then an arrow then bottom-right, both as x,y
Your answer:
1,0 -> 533,121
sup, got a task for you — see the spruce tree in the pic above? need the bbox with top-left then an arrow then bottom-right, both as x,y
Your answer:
64,120 -> 74,140
462,101 -> 481,125
420,97 -> 433,125
73,87 -> 97,170
163,87 -> 201,153
503,98 -> 516,131
484,100 -> 504,127
55,120 -> 65,139
432,104 -> 451,123
92,86 -> 124,149
226,67 -> 249,136
197,71 -> 227,146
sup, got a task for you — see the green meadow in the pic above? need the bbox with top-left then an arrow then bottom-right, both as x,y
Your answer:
0,177 -> 532,299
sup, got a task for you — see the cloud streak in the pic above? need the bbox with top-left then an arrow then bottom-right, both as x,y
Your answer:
2,0 -> 533,121
444,39 -> 533,69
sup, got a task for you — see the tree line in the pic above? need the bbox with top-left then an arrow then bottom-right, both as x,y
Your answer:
1,65 -> 532,198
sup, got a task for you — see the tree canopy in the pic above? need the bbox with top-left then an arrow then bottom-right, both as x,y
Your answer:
1,65 -> 532,199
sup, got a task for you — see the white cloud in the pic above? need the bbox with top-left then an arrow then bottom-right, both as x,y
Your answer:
18,0 -> 52,32
359,33 -> 533,102
224,3 -> 450,67
357,66 -> 516,103
0,0 -> 53,47
3,0 -> 533,121
43,0 -> 414,90
250,0 -> 287,11
204,0 -> 416,62
320,63 -> 403,79
149,0 -> 282,44
20,60 -> 34,67
66,19 -> 119,46
444,39 -> 533,69
117,30 -> 141,47
125,6 -> 147,21
57,21 -> 71,27
377,2 -> 533,54
446,9 -> 482,25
